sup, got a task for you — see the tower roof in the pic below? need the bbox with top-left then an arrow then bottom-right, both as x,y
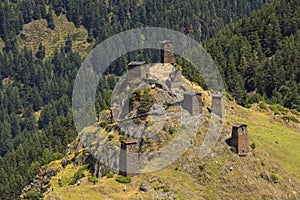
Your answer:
184,91 -> 202,96
122,139 -> 138,145
212,93 -> 224,98
233,123 -> 247,128
160,40 -> 172,44
128,61 -> 147,66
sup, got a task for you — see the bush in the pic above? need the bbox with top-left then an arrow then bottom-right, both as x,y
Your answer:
102,167 -> 113,178
99,121 -> 107,128
259,102 -> 267,110
269,105 -> 280,115
163,186 -> 170,192
88,176 -> 98,184
53,152 -> 64,160
230,146 -> 237,154
250,143 -> 256,150
199,165 -> 205,171
168,126 -> 176,134
119,135 -> 126,142
108,134 -> 115,140
291,109 -> 299,115
116,175 -> 131,183
69,167 -> 86,185
270,173 -> 279,183
282,116 -> 299,123
247,93 -> 261,105
23,191 -> 44,200
106,171 -> 114,178
133,117 -> 142,124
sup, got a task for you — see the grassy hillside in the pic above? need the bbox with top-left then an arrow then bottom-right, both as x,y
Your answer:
227,102 -> 300,180
41,92 -> 300,200
17,13 -> 94,58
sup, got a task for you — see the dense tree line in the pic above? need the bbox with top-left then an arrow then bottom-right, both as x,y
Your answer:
204,0 -> 300,110
0,35 -> 119,198
0,0 -> 272,47
48,0 -> 273,42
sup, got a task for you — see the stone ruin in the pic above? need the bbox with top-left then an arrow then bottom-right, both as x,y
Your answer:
127,61 -> 149,81
211,93 -> 225,118
182,91 -> 202,116
231,123 -> 250,156
161,40 -> 175,64
166,66 -> 183,90
119,139 -> 139,177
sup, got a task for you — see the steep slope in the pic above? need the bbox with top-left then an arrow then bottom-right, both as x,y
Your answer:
18,13 -> 94,58
22,71 -> 300,200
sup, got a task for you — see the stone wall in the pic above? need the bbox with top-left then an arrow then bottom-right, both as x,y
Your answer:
166,69 -> 182,90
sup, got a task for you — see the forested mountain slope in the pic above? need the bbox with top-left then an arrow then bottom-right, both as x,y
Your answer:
1,0 -> 299,199
205,0 -> 300,109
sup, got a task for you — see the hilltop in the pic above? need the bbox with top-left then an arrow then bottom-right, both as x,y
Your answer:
21,63 -> 300,200
0,0 -> 299,199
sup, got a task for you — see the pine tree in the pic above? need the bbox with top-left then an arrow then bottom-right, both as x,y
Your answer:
46,7 -> 55,30
36,42 -> 45,60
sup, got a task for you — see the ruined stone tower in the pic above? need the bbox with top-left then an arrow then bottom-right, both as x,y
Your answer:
166,68 -> 183,90
119,139 -> 139,177
160,40 -> 175,64
127,61 -> 149,81
211,93 -> 225,118
231,124 -> 250,156
182,91 -> 202,116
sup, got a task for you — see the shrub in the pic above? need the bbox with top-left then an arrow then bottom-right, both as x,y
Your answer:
106,171 -> 114,178
230,146 -> 237,154
291,109 -> 299,115
99,121 -> 107,128
88,176 -> 98,184
277,105 -> 289,115
23,191 -> 44,200
168,126 -> 176,135
270,173 -> 279,183
53,152 -> 64,160
259,102 -> 267,110
250,143 -> 256,150
262,194 -> 268,200
69,167 -> 86,185
199,165 -> 205,171
282,116 -> 299,123
119,135 -> 126,142
163,186 -> 170,192
269,105 -> 280,115
108,134 -> 115,140
133,117 -> 142,124
116,175 -> 131,183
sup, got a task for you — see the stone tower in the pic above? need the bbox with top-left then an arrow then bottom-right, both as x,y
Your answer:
211,93 -> 225,118
119,139 -> 139,177
231,124 -> 250,156
160,40 -> 175,64
182,91 -> 202,116
127,61 -> 149,81
166,68 -> 183,90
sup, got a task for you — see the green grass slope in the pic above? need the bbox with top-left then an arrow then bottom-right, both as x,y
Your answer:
42,98 -> 300,200
18,13 -> 94,58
